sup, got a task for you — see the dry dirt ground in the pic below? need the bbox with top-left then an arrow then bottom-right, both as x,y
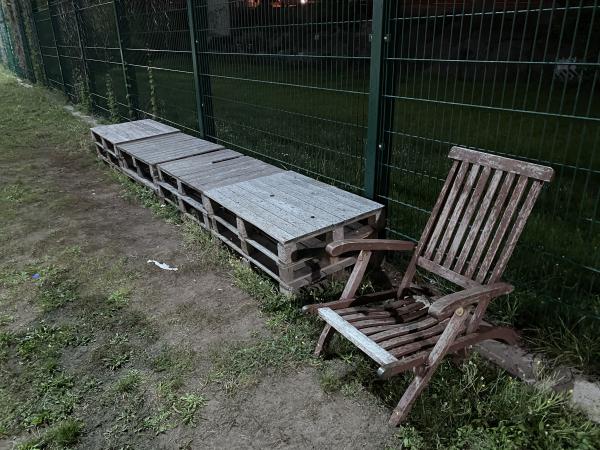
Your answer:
0,74 -> 392,449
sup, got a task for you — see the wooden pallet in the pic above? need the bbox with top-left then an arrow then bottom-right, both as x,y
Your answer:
156,150 -> 284,228
203,171 -> 385,293
90,119 -> 178,166
116,132 -> 224,191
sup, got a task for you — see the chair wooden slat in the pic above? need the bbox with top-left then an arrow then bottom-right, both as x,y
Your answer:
413,161 -> 460,257
343,311 -> 396,322
417,257 -> 479,288
380,322 -> 449,351
449,146 -> 554,182
452,169 -> 503,274
434,164 -> 481,264
369,317 -> 439,343
344,303 -> 425,323
361,323 -> 412,336
390,335 -> 438,358
423,161 -> 470,260
489,181 -> 544,283
398,161 -> 460,294
337,299 -> 414,316
352,318 -> 399,328
442,166 -> 492,267
464,172 -> 516,278
318,308 -> 398,365
476,175 -> 529,283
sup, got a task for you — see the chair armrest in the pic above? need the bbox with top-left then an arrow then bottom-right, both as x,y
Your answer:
326,239 -> 415,257
428,282 -> 514,319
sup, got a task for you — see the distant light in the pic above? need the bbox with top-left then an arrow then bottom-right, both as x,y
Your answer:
300,0 -> 308,4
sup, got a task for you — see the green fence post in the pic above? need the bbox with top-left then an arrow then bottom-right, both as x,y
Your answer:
364,0 -> 387,200
46,0 -> 67,93
112,0 -> 138,119
186,0 -> 205,136
187,0 -> 215,139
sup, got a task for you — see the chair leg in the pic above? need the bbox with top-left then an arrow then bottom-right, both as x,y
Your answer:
389,368 -> 435,426
389,307 -> 470,426
314,324 -> 335,357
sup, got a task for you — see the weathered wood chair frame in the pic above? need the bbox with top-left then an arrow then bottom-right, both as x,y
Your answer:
304,147 -> 553,426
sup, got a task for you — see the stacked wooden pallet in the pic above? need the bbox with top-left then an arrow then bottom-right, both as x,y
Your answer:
89,120 -> 384,293
90,119 -> 178,167
157,150 -> 283,229
203,171 -> 383,293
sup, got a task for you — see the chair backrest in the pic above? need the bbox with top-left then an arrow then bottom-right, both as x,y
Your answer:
400,147 -> 553,292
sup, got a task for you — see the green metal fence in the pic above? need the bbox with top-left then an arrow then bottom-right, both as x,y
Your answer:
0,1 -> 27,77
7,0 -> 600,328
374,0 -> 599,326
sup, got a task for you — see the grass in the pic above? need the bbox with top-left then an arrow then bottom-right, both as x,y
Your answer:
114,370 -> 142,394
18,419 -> 84,450
1,322 -> 83,433
36,268 -> 79,311
108,170 -> 181,224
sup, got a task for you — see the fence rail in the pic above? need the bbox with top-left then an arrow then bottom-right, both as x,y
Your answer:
3,0 -> 599,329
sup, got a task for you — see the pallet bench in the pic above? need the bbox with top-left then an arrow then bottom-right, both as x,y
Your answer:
90,119 -> 178,166
116,132 -> 224,191
203,171 -> 384,294
156,150 -> 284,228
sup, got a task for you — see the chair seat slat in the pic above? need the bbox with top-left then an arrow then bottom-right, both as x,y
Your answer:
369,317 -> 439,343
317,308 -> 397,365
380,321 -> 449,351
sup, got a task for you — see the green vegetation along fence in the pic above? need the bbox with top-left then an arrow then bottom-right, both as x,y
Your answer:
3,0 -> 599,335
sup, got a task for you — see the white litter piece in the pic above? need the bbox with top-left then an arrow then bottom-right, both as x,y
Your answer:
147,260 -> 178,271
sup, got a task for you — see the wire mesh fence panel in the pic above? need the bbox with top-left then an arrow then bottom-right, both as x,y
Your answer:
48,0 -> 84,101
32,1 -> 63,90
379,0 -> 599,322
76,0 -> 128,118
189,0 -> 372,192
119,0 -> 197,132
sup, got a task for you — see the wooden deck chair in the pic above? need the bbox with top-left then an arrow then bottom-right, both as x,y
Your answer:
304,147 -> 553,426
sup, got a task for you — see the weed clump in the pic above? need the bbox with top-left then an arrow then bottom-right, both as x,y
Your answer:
18,419 -> 84,450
